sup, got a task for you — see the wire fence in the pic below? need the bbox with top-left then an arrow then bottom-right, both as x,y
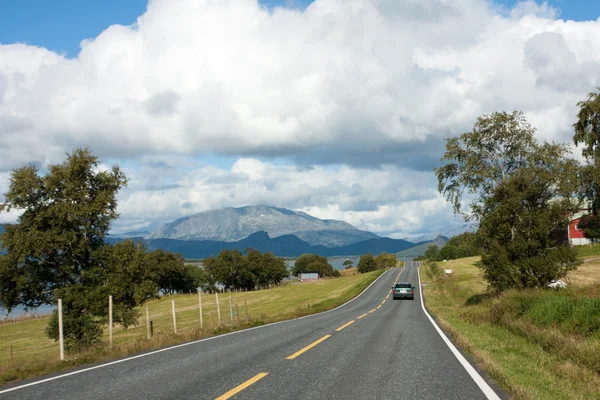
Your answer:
0,291 -> 257,371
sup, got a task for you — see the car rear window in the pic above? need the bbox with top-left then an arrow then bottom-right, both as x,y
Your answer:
395,283 -> 412,288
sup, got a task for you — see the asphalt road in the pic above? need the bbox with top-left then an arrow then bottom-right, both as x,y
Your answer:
0,261 -> 504,400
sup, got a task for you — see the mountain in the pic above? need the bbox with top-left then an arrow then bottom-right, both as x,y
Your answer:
412,224 -> 475,243
141,231 -> 415,259
108,230 -> 151,239
395,235 -> 449,258
146,205 -> 379,247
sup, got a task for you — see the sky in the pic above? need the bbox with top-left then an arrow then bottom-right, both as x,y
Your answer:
1,0 -> 600,239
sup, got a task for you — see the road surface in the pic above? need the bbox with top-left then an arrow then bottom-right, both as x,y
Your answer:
0,261 -> 504,399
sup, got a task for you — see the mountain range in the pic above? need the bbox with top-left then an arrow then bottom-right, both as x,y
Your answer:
395,235 -> 450,258
146,205 -> 378,247
0,205 -> 462,258
126,231 -> 416,259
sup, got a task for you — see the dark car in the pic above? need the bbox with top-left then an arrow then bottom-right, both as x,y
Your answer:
392,282 -> 415,300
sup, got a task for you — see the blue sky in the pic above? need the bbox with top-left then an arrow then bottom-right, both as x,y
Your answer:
1,0 -> 599,58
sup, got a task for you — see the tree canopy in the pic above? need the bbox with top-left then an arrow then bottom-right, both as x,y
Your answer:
204,248 -> 289,291
291,254 -> 335,277
436,111 -> 581,291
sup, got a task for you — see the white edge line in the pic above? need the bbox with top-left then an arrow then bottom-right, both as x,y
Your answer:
0,268 -> 393,395
416,262 -> 501,400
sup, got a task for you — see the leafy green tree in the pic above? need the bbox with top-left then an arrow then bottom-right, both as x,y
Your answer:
357,253 -> 376,273
145,249 -> 201,294
0,148 -> 128,349
573,88 -> 600,214
436,111 -> 581,291
291,254 -> 335,277
423,245 -> 441,261
343,259 -> 353,269
204,249 -> 253,291
247,249 -> 289,288
375,252 -> 397,269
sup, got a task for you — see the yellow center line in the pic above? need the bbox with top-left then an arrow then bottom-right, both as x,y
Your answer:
376,305 -> 381,309
336,320 -> 355,332
368,309 -> 376,313
286,335 -> 331,360
386,294 -> 390,299
381,299 -> 386,305
216,372 -> 269,400
357,313 -> 368,319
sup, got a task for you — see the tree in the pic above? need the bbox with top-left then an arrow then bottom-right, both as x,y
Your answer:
202,249 -> 289,291
0,148 -> 128,349
145,249 -> 201,294
343,259 -> 354,269
291,254 -> 335,277
204,249 -> 253,291
436,111 -> 581,291
423,245 -> 441,261
357,253 -> 376,273
247,249 -> 289,288
375,252 -> 397,269
573,88 -> 600,214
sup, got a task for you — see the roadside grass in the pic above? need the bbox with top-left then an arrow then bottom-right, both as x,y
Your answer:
575,243 -> 600,258
0,269 -> 385,385
420,257 -> 600,400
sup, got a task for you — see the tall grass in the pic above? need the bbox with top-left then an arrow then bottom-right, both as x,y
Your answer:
0,269 -> 385,385
420,257 -> 600,399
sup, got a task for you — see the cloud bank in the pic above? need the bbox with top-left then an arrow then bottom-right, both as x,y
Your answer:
1,0 -> 599,237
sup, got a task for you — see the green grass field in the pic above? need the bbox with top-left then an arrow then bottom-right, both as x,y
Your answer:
0,269 -> 385,384
420,257 -> 600,400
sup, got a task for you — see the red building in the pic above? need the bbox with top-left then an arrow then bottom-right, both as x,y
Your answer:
567,210 -> 591,246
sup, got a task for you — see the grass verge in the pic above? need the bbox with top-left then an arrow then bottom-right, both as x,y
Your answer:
420,257 -> 600,400
0,269 -> 386,385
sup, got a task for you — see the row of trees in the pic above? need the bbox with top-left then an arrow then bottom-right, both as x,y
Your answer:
434,88 -> 600,291
422,232 -> 481,262
357,252 -> 397,273
203,248 -> 289,291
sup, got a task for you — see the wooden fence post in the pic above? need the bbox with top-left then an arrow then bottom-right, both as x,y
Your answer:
198,290 -> 203,329
108,295 -> 113,347
229,296 -> 234,326
172,299 -> 177,334
58,298 -> 64,361
236,304 -> 240,324
146,304 -> 150,339
216,293 -> 221,326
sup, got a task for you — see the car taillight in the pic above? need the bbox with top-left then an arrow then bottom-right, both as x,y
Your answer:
410,290 -> 414,294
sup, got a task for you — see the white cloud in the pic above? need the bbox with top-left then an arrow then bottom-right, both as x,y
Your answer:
1,0 -> 600,236
111,157 -> 461,236
0,0 -> 598,172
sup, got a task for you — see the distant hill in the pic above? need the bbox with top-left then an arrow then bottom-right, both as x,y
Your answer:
108,231 -> 417,259
396,235 -> 449,258
146,205 -> 379,247
107,230 -> 151,239
411,224 -> 475,243
0,224 -> 4,234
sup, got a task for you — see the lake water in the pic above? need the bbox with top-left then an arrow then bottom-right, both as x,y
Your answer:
0,304 -> 55,319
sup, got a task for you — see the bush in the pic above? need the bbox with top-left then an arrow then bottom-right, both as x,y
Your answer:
357,253 -> 376,273
491,288 -> 600,337
291,254 -> 335,277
